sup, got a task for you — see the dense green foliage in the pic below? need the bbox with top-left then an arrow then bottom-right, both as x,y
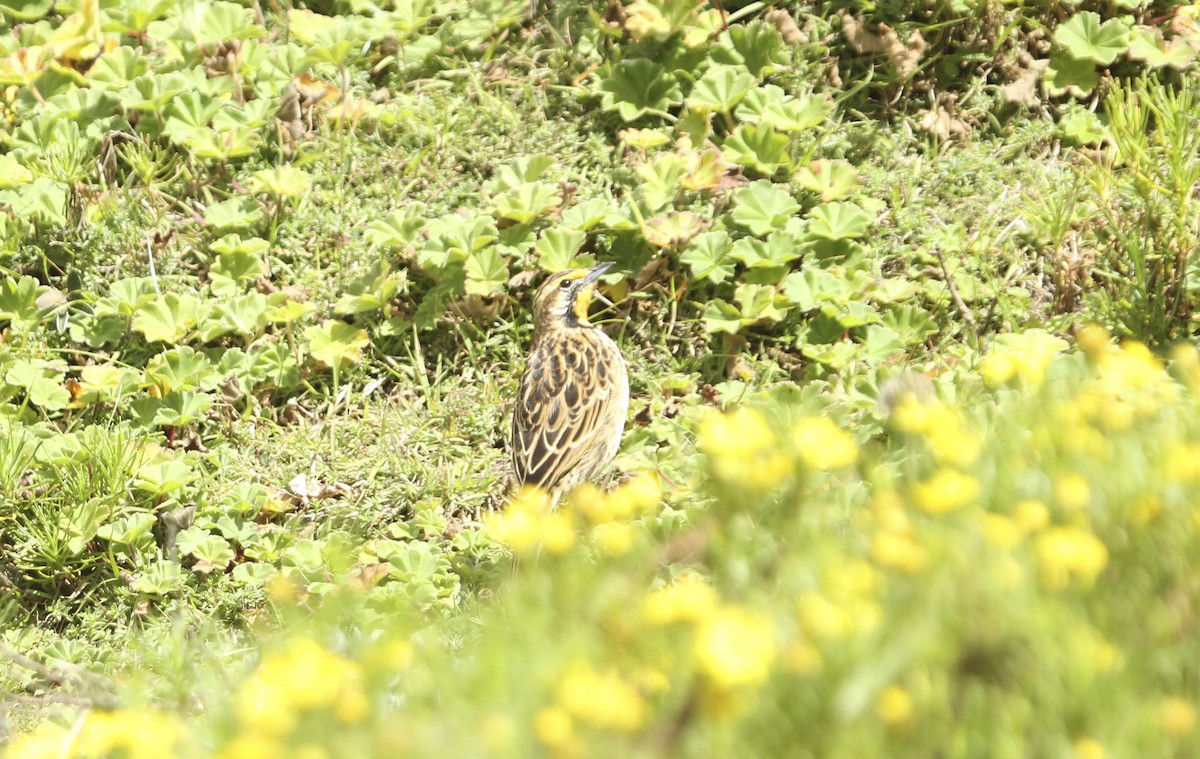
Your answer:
1,0 -> 1199,756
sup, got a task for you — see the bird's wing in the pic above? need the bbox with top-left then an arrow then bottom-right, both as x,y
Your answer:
511,335 -> 616,492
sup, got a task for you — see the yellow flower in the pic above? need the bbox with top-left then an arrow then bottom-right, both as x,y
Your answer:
573,473 -> 661,523
1164,442 -> 1200,483
981,330 -> 1068,388
796,593 -> 880,638
694,606 -> 776,689
876,685 -> 914,726
1014,499 -> 1050,532
982,513 -> 1021,549
1073,738 -> 1105,759
699,407 -> 794,489
235,637 -> 369,732
1054,473 -> 1091,511
793,416 -> 858,470
913,468 -> 980,514
557,664 -> 647,732
785,642 -> 822,674
487,487 -> 576,556
78,709 -> 184,759
591,521 -> 635,555
871,531 -> 929,573
1035,527 -> 1108,589
533,705 -> 575,748
217,733 -> 285,759
3,724 -> 71,759
642,574 -> 720,625
891,398 -> 981,466
1159,697 -> 1197,735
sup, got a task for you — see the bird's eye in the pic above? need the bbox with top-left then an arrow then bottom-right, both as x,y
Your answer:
559,279 -> 573,290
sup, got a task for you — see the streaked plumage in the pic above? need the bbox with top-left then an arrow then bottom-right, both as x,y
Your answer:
511,262 -> 629,504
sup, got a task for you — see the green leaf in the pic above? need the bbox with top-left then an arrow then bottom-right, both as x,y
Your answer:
702,299 -> 743,334
172,0 -> 261,47
205,197 -> 264,231
535,228 -> 589,272
149,391 -> 214,427
176,527 -> 235,574
134,460 -> 196,496
1126,27 -> 1196,69
131,559 -> 184,594
795,160 -> 861,202
0,276 -> 49,322
249,165 -> 312,198
366,206 -> 425,248
597,58 -> 682,122
1043,52 -> 1100,96
492,182 -> 560,224
807,202 -> 873,241
488,155 -> 555,194
464,248 -> 508,295
1055,12 -> 1130,65
335,261 -> 405,316
721,123 -> 790,175
145,346 -> 220,393
681,231 -> 735,284
305,321 -> 370,368
27,377 -> 70,410
686,65 -> 757,114
0,177 -> 67,225
714,20 -> 790,77
559,199 -> 611,232
132,294 -> 203,343
731,180 -> 799,236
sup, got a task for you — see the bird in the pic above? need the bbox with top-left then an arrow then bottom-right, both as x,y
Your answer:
511,262 -> 629,505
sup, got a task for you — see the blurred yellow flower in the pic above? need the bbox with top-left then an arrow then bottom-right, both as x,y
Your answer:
235,637 -> 369,733
573,473 -> 662,523
1159,697 -> 1197,735
980,330 -> 1067,387
557,664 -> 647,732
699,407 -> 794,489
77,709 -> 183,759
217,733 -> 285,759
694,606 -> 776,689
871,531 -> 929,573
1054,473 -> 1091,511
533,705 -> 576,749
1073,738 -> 1105,759
487,487 -> 576,556
891,398 -> 981,467
982,513 -> 1021,549
1035,527 -> 1108,589
797,593 -> 880,638
876,685 -> 914,726
591,521 -> 635,555
1014,499 -> 1050,532
792,416 -> 858,470
4,724 -> 71,759
1164,442 -> 1200,484
642,574 -> 720,625
913,468 -> 980,514
785,641 -> 822,674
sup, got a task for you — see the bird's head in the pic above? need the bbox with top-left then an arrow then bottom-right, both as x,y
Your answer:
531,262 -> 613,332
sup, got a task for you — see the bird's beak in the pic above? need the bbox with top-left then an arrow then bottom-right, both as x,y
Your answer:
581,261 -> 614,286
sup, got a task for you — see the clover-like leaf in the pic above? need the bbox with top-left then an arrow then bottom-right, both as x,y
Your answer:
598,58 -> 682,122
686,65 -> 757,114
643,211 -> 707,249
205,197 -> 264,231
492,182 -> 560,224
714,19 -> 790,77
681,231 -> 735,284
132,294 -> 203,343
305,321 -> 370,368
702,299 -> 743,334
366,206 -> 425,248
1126,27 -> 1196,69
149,391 -> 214,427
535,228 -> 589,272
464,248 -> 508,295
721,123 -> 791,175
1055,12 -> 1130,65
796,160 -> 861,202
134,460 -> 196,496
176,527 -> 235,574
807,202 -> 873,241
249,165 -> 311,198
732,180 -> 799,236
131,559 -> 184,594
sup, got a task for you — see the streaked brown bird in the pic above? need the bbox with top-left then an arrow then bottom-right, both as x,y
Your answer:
511,262 -> 629,505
